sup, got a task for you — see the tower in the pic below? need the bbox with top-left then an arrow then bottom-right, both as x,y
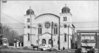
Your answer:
60,4 -> 72,24
24,7 -> 35,46
60,4 -> 73,49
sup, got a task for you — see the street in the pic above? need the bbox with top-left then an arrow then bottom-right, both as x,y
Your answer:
0,48 -> 75,53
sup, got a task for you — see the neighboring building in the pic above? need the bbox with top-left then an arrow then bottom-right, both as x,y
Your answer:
23,5 -> 76,50
97,33 -> 99,49
77,30 -> 99,49
0,23 -> 3,45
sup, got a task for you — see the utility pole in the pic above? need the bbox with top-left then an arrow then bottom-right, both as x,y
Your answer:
68,25 -> 69,49
0,23 -> 3,45
0,0 -> 7,35
95,32 -> 97,48
58,17 -> 60,50
51,22 -> 53,47
0,0 -> 2,45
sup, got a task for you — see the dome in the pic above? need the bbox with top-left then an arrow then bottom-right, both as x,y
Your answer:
26,8 -> 34,15
62,5 -> 70,13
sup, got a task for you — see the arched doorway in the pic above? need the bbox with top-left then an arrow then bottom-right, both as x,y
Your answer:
42,39 -> 46,46
48,39 -> 53,46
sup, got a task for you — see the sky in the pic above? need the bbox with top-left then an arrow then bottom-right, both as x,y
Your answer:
1,1 -> 99,35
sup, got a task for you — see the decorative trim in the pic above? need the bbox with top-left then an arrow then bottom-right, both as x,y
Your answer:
35,13 -> 60,19
39,32 -> 52,36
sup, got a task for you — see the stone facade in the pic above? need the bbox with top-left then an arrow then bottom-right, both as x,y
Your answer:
24,5 -> 75,50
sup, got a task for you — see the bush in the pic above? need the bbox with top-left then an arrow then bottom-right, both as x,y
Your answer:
37,48 -> 43,51
0,46 -> 9,49
45,48 -> 57,51
9,43 -> 14,46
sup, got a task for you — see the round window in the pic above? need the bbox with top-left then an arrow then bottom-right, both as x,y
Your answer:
54,23 -> 57,27
45,22 -> 50,28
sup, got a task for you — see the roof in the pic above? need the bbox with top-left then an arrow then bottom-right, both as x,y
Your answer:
81,46 -> 92,49
35,13 -> 60,19
77,30 -> 99,33
62,6 -> 70,13
26,8 -> 34,15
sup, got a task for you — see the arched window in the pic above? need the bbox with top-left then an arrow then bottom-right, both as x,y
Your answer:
64,33 -> 67,42
48,39 -> 52,44
38,24 -> 42,34
42,39 -> 46,45
54,24 -> 58,34
45,22 -> 50,29
63,47 -> 65,50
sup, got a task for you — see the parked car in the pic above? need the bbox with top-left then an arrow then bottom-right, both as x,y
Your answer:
39,44 -> 51,51
45,48 -> 57,51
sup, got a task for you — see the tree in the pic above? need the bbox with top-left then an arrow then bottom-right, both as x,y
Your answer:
0,35 -> 3,45
2,25 -> 19,45
15,35 -> 23,43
